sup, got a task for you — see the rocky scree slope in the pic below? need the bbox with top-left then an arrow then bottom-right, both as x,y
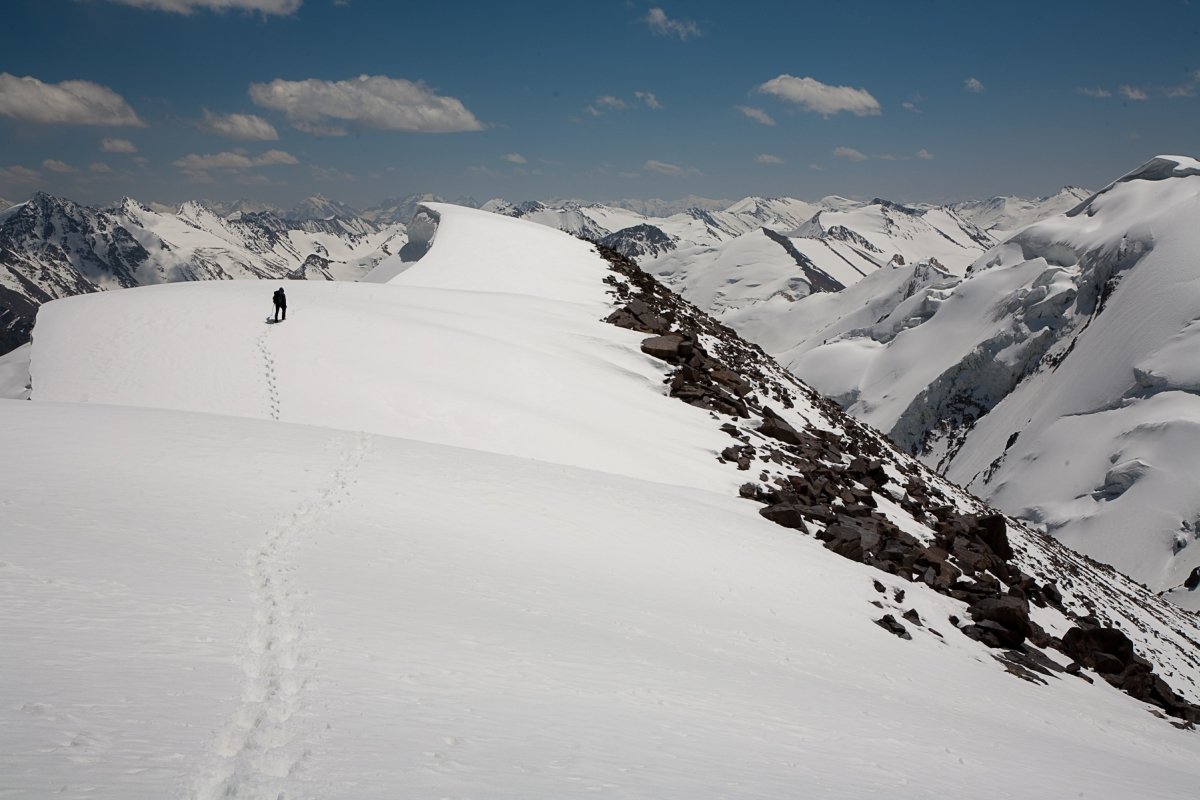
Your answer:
595,240 -> 1200,724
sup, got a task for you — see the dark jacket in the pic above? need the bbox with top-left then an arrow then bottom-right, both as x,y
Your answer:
273,288 -> 287,308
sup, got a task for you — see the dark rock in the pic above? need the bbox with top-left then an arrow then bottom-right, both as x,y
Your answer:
974,513 -> 1014,560
968,595 -> 1032,646
1061,626 -> 1134,672
758,503 -> 809,532
640,333 -> 690,361
876,614 -> 912,640
756,406 -> 808,447
902,608 -> 922,626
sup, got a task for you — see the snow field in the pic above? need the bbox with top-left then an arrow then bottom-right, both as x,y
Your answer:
8,200 -> 1200,798
4,401 -> 1200,799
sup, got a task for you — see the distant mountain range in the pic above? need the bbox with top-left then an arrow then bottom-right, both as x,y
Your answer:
0,193 -> 406,353
0,185 -> 1085,358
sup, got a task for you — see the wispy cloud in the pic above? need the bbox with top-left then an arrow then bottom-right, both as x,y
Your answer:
1119,85 -> 1148,101
964,77 -> 985,93
200,109 -> 279,140
101,137 -> 138,153
501,153 -> 527,164
644,7 -> 701,40
89,162 -> 114,173
595,95 -> 626,111
1077,87 -> 1113,98
249,75 -> 484,134
99,0 -> 301,14
634,91 -> 661,109
754,153 -> 784,164
0,73 -> 143,126
586,92 -> 660,116
0,165 -> 41,183
643,159 -> 702,177
310,164 -> 355,181
833,146 -> 868,162
735,105 -> 775,126
916,148 -> 934,160
42,159 -> 75,173
756,75 -> 881,117
173,148 -> 298,170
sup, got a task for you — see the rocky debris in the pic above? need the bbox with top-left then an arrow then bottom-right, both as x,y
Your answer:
640,333 -> 691,361
875,614 -> 912,640
1063,625 -> 1200,722
964,596 -> 1032,647
594,238 -> 1200,725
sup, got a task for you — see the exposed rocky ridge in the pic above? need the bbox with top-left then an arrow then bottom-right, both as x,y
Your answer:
599,224 -> 677,261
595,241 -> 1200,725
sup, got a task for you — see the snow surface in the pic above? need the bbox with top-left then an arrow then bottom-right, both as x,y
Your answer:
775,156 -> 1200,606
7,201 -> 1200,798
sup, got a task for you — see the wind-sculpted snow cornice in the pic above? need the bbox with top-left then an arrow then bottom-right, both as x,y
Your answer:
1067,155 -> 1200,218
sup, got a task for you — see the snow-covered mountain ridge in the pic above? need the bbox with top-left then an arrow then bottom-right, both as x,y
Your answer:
0,192 -> 406,354
771,155 -> 1200,610
6,201 -> 1200,796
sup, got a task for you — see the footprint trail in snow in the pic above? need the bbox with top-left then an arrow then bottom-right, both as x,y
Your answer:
192,432 -> 371,799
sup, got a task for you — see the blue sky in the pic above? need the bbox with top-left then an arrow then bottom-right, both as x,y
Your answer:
0,0 -> 1197,208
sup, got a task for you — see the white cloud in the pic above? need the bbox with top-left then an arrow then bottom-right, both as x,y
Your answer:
1077,87 -> 1113,98
635,91 -> 661,109
964,77 -> 985,93
902,101 -> 920,113
1164,84 -> 1194,98
501,153 -> 527,164
735,105 -> 775,126
42,159 -> 75,173
249,75 -> 484,134
916,148 -> 934,160
643,159 -> 701,177
756,75 -> 881,117
89,162 -> 114,173
0,165 -> 41,183
101,0 -> 301,14
172,148 -> 298,170
644,8 -> 701,40
102,137 -> 138,153
310,165 -> 355,181
201,109 -> 279,140
0,73 -> 143,127
833,146 -> 868,162
754,153 -> 784,164
587,93 -> 660,116
1119,85 -> 1148,101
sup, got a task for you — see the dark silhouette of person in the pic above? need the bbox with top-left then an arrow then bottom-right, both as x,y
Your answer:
273,287 -> 287,322
1186,566 -> 1200,591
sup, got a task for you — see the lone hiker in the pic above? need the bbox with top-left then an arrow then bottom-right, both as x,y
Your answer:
272,286 -> 287,322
